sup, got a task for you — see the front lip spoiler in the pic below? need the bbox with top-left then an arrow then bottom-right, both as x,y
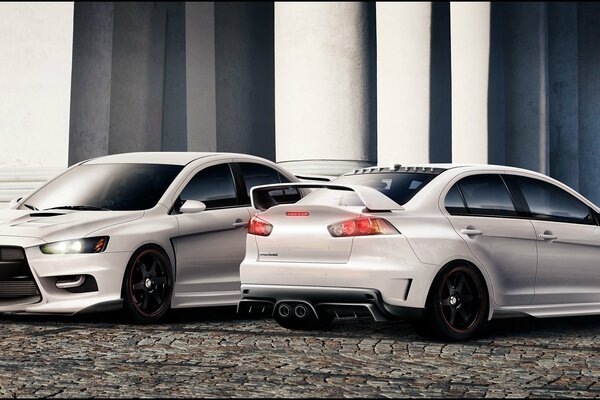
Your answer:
76,299 -> 123,315
238,284 -> 424,321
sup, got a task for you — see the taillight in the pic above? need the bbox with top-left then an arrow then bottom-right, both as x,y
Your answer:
248,215 -> 273,236
327,217 -> 397,237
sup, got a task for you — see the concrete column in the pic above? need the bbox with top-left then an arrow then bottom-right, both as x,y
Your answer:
450,2 -> 490,164
275,2 -> 376,164
215,2 -> 275,160
577,3 -> 600,205
162,2 -> 188,151
502,2 -> 549,174
429,2 -> 452,163
108,2 -> 167,154
377,2 -> 433,165
185,2 -> 217,152
487,3 -> 506,165
548,3 -> 579,191
68,2 -> 112,165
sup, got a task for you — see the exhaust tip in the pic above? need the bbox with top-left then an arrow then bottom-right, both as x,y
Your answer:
294,304 -> 308,319
277,303 -> 291,318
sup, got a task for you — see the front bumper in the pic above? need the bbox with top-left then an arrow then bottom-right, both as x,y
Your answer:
238,284 -> 424,321
0,236 -> 132,314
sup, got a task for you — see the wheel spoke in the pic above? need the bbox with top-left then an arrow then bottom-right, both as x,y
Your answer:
446,280 -> 453,294
457,306 -> 469,322
149,259 -> 157,276
142,293 -> 149,310
456,275 -> 465,293
152,291 -> 163,306
132,281 -> 145,291
138,262 -> 149,276
449,307 -> 456,325
441,298 -> 451,306
155,276 -> 166,285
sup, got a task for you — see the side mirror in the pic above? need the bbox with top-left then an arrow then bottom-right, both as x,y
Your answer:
179,200 -> 206,214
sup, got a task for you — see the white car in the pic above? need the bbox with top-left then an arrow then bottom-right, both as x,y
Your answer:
239,164 -> 600,340
0,152 -> 300,322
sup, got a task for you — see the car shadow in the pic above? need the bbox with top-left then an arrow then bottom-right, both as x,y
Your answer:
3,307 -> 600,344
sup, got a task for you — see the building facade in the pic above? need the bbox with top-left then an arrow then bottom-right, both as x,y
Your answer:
1,2 -> 599,205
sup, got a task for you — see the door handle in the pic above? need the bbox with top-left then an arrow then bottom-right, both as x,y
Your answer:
233,219 -> 248,228
460,228 -> 482,236
538,231 -> 557,241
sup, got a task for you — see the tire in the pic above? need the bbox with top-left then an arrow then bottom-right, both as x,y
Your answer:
273,302 -> 334,331
423,263 -> 488,341
122,246 -> 173,324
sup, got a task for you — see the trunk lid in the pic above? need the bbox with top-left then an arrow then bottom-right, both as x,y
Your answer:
254,204 -> 363,264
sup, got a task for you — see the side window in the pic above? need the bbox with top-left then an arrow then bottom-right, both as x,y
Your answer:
511,175 -> 596,225
444,184 -> 468,215
239,163 -> 300,204
455,174 -> 517,217
179,164 -> 237,209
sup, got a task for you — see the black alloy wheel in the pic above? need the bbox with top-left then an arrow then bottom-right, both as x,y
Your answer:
122,247 -> 172,323
424,264 -> 488,341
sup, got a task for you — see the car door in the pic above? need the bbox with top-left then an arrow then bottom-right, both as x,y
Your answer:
508,174 -> 600,305
444,173 -> 538,306
171,162 -> 251,308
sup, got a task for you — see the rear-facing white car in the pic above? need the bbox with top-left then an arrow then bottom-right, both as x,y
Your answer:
0,152 -> 299,322
239,164 -> 600,340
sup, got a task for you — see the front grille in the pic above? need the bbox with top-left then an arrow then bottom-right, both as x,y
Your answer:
0,246 -> 41,301
0,247 -> 25,261
0,280 -> 39,297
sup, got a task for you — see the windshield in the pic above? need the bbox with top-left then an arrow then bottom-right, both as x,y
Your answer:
297,172 -> 437,207
21,163 -> 183,211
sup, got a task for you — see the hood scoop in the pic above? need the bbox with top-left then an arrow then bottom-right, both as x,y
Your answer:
28,212 -> 66,217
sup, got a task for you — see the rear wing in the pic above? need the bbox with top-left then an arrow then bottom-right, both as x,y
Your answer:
250,183 -> 404,212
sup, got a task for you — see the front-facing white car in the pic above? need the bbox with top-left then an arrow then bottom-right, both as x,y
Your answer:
239,164 -> 600,340
0,152 -> 299,322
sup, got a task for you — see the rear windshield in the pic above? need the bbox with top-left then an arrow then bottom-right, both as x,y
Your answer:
297,172 -> 437,207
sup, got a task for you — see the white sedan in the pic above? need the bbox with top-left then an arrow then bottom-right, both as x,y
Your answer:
0,152 -> 299,322
239,164 -> 600,340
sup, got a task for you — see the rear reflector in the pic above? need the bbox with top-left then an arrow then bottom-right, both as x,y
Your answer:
248,215 -> 273,236
285,211 -> 309,217
328,217 -> 397,237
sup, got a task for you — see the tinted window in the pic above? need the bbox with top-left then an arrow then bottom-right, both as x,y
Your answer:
180,164 -> 237,209
239,163 -> 301,204
240,163 -> 281,196
457,174 -> 516,216
512,175 -> 596,225
21,163 -> 183,211
444,184 -> 467,214
298,172 -> 436,206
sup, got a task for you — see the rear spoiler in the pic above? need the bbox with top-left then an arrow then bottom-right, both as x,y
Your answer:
250,183 -> 404,212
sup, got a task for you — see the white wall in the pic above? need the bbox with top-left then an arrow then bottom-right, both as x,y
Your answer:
0,2 -> 74,169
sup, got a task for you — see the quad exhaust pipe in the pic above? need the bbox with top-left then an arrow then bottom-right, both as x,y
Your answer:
294,304 -> 308,318
277,302 -> 312,319
277,303 -> 291,318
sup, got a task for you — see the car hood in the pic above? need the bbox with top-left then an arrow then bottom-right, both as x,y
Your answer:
0,208 -> 144,243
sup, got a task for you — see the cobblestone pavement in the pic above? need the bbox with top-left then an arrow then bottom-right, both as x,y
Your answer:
1,308 -> 600,398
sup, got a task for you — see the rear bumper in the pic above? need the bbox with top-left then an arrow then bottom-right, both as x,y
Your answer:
239,284 -> 424,321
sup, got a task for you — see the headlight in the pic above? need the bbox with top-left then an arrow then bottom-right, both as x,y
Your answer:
40,237 -> 109,254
